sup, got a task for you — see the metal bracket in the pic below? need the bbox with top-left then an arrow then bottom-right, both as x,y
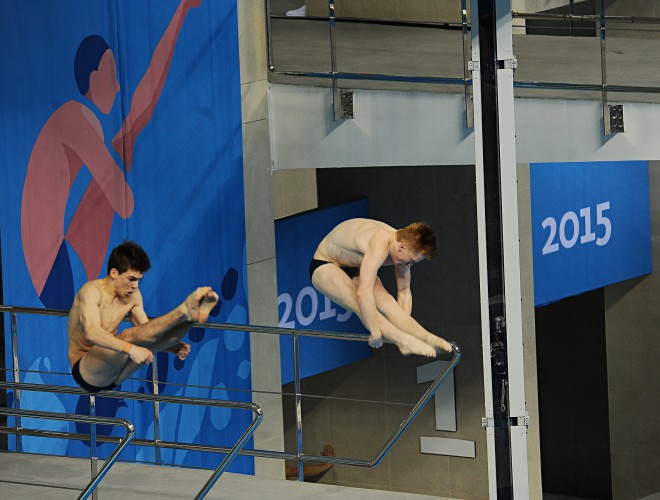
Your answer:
605,103 -> 624,134
511,415 -> 530,427
333,89 -> 354,121
501,58 -> 518,69
482,416 -> 529,428
468,60 -> 480,71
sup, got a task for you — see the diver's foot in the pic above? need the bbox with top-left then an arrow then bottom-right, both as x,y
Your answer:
427,333 -> 452,353
398,336 -> 437,358
182,287 -> 219,323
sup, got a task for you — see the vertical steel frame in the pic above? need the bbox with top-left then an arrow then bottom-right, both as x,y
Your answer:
495,0 -> 530,497
89,394 -> 98,500
152,355 -> 162,464
469,4 -> 498,494
471,0 -> 530,497
599,0 -> 609,134
10,311 -> 22,452
461,0 -> 473,129
293,333 -> 304,481
328,0 -> 342,120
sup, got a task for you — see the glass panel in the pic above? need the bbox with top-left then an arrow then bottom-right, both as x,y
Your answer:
513,0 -> 603,99
604,5 -> 660,100
268,1 -> 470,93
334,22 -> 466,81
269,17 -> 333,75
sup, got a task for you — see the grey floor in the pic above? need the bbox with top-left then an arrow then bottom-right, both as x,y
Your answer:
0,452 -> 453,500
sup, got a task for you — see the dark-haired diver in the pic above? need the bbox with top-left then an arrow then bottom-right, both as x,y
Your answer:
67,241 -> 218,393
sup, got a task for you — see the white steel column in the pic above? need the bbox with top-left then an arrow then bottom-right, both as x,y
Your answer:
471,0 -> 530,497
495,0 -> 530,495
469,2 -> 498,495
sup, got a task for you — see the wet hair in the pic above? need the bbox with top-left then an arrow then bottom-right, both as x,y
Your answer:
396,222 -> 438,259
74,34 -> 111,95
107,241 -> 151,275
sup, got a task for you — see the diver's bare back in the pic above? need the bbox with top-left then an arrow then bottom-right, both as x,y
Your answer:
314,218 -> 395,267
67,279 -> 139,366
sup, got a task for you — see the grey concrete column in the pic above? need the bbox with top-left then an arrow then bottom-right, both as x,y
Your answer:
604,160 -> 660,500
238,0 -> 285,479
272,168 -> 317,219
517,162 -> 543,500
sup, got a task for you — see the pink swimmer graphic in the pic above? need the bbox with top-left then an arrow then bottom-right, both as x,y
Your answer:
20,0 -> 202,309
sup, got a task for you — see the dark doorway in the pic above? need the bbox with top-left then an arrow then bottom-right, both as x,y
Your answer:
535,288 -> 612,499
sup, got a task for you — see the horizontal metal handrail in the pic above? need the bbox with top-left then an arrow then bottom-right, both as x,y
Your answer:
0,380 -> 263,500
271,10 -> 660,27
270,13 -> 465,30
514,81 -> 660,94
0,303 -> 443,342
1,304 -> 461,480
0,304 -> 70,317
0,407 -> 134,500
301,341 -> 461,467
269,68 -> 467,86
513,11 -> 660,25
0,358 -> 461,471
1,344 -> 460,470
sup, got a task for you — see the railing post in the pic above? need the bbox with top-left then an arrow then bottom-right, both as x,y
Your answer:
462,0 -> 474,129
89,394 -> 98,500
600,0 -> 609,134
328,0 -> 342,121
10,311 -> 22,452
293,332 -> 304,481
152,355 -> 162,464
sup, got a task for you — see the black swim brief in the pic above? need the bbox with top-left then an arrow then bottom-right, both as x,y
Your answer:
309,258 -> 359,280
71,359 -> 117,393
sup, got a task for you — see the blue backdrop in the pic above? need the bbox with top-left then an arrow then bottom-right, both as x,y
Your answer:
0,0 -> 253,473
275,200 -> 372,384
530,160 -> 651,305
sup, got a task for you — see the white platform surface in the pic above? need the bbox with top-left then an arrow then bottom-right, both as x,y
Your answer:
0,452 -> 456,499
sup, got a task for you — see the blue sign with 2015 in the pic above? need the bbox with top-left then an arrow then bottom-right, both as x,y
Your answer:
275,199 -> 372,384
530,160 -> 651,306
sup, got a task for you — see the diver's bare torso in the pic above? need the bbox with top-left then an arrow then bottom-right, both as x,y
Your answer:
313,218 -> 397,268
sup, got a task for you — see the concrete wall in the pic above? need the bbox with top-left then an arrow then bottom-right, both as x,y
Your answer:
238,0 -> 285,479
603,160 -> 660,500
269,85 -> 660,171
517,163 -> 543,500
272,169 -> 318,219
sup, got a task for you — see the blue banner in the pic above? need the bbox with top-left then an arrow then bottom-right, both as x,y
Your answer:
275,200 -> 372,384
0,0 -> 252,473
530,160 -> 651,305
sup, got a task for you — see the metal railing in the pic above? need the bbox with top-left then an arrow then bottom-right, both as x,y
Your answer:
266,0 -> 472,122
1,304 -> 460,495
266,0 -> 660,129
0,407 -> 134,500
0,380 -> 263,500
